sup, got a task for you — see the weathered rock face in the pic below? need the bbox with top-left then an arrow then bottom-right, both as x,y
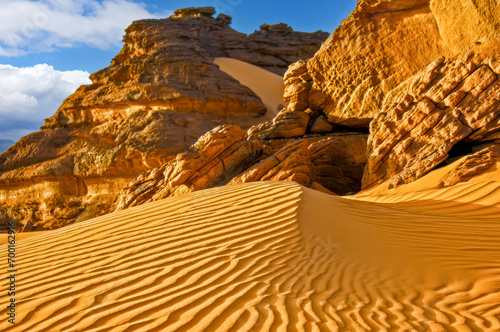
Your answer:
248,109 -> 311,140
430,0 -> 500,55
116,122 -> 368,209
46,8 -> 328,131
116,127 -> 330,209
231,133 -> 368,195
362,52 -> 500,190
116,125 -> 270,210
0,7 -> 328,230
308,135 -> 367,195
228,139 -> 317,187
439,143 -> 500,187
244,103 -> 368,194
284,0 -> 500,127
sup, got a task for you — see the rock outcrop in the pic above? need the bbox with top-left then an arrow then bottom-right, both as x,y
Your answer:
308,135 -> 367,195
228,139 -> 317,187
439,143 -> 500,187
0,8 -> 328,230
243,100 -> 367,195
283,0 -> 500,127
230,133 -> 367,195
116,128 -> 368,209
116,125 -> 270,209
48,8 -> 328,129
362,51 -> 500,189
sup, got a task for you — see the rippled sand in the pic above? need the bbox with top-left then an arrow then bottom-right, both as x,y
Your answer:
1,176 -> 500,331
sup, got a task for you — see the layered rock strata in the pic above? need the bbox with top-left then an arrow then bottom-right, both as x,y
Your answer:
116,120 -> 368,208
115,125 -> 323,209
116,125 -> 270,210
362,52 -> 500,189
228,139 -> 317,188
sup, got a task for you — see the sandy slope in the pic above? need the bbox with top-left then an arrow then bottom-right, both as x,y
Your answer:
0,231 -> 47,245
214,58 -> 285,119
1,180 -> 500,331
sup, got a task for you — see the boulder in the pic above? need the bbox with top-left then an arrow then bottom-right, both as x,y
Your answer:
248,109 -> 311,140
309,115 -> 335,134
439,143 -> 500,187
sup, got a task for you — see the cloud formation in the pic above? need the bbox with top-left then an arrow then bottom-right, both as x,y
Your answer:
0,64 -> 91,141
0,0 -> 170,56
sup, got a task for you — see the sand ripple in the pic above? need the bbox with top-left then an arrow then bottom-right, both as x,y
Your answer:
1,180 -> 500,331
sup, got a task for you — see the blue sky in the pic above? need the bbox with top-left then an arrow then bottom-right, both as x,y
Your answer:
0,0 -> 356,141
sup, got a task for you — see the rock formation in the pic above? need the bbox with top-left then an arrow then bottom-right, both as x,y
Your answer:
116,125 -> 327,209
248,109 -> 311,140
116,125 -> 270,210
0,7 -> 328,230
228,139 -> 317,188
307,134 -> 367,195
5,0 -> 500,229
362,51 -> 500,189
439,143 -> 500,187
283,0 -> 500,127
48,8 -> 328,129
116,128 -> 367,208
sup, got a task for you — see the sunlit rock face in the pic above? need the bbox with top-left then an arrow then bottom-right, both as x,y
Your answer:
363,50 -> 500,190
284,0 -> 500,127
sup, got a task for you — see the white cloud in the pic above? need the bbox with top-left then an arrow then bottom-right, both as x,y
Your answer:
0,0 -> 171,55
0,64 -> 91,141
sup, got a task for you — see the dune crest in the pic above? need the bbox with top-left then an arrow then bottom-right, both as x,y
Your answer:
2,181 -> 500,331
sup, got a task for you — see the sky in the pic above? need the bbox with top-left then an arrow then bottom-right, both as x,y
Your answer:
0,0 -> 356,141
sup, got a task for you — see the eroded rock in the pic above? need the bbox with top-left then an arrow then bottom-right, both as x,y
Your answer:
362,52 -> 500,189
228,139 -> 317,187
283,0 -> 500,127
440,143 -> 500,187
248,109 -> 311,140
116,125 -> 270,209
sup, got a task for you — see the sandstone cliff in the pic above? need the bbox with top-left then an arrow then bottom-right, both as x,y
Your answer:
362,50 -> 500,189
0,7 -> 328,230
284,0 -> 500,127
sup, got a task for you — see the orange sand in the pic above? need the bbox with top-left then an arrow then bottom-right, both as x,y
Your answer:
214,57 -> 285,119
0,231 -> 48,245
1,176 -> 499,331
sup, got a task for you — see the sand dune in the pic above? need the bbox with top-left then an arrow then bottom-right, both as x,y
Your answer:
0,231 -> 47,245
1,180 -> 500,331
214,58 -> 285,119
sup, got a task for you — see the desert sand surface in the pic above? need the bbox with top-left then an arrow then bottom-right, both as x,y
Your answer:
214,57 -> 285,119
356,155 -> 500,201
1,179 -> 500,331
0,231 -> 48,245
